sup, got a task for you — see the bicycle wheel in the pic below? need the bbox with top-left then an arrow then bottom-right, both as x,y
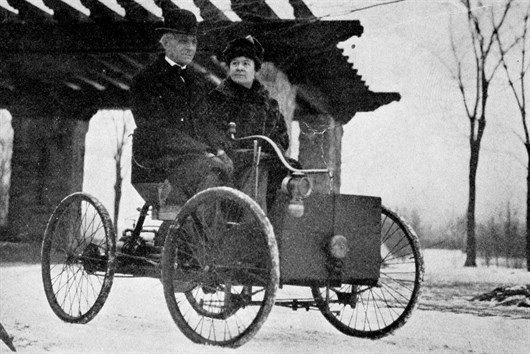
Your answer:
311,205 -> 424,338
162,187 -> 279,347
41,192 -> 116,323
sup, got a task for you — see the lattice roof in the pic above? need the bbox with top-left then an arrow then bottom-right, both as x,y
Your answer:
0,0 -> 400,123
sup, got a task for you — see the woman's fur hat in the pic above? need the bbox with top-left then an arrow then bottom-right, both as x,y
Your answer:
222,35 -> 264,71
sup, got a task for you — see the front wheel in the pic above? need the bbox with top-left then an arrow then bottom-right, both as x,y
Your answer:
311,205 -> 424,338
41,192 -> 116,323
162,187 -> 279,347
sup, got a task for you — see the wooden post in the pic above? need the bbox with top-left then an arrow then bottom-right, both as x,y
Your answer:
6,103 -> 92,242
257,63 -> 342,194
297,113 -> 342,194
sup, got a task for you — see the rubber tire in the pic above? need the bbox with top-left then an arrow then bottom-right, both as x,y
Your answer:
162,186 -> 279,347
311,205 -> 424,338
41,192 -> 116,323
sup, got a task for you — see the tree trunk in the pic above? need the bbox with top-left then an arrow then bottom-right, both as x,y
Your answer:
526,143 -> 530,271
465,71 -> 487,267
114,158 -> 122,235
465,141 -> 480,267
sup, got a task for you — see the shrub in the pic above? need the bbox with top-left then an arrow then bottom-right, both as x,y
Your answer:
399,206 -> 525,269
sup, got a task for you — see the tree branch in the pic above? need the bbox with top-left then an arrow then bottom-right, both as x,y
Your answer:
449,11 -> 473,120
484,0 -> 513,56
495,0 -> 529,145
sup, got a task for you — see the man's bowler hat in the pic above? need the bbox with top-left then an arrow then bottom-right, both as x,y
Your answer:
156,9 -> 198,36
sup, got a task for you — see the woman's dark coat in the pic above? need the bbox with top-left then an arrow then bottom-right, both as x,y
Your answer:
196,77 -> 289,155
131,54 -> 212,183
196,77 -> 292,208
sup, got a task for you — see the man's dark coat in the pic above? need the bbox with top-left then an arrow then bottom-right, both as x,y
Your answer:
131,54 -> 212,183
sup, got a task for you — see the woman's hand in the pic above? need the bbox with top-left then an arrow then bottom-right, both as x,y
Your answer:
204,149 -> 234,178
216,150 -> 234,175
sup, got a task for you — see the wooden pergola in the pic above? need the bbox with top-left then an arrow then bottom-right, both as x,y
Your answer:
0,0 -> 400,241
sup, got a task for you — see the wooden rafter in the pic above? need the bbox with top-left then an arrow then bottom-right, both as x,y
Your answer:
117,0 -> 160,22
0,0 -> 400,122
194,0 -> 231,22
7,0 -> 54,22
289,0 -> 315,19
42,0 -> 91,22
80,0 -> 125,22
231,0 -> 279,21
90,55 -> 135,81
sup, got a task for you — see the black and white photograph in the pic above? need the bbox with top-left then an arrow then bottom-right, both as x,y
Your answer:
0,0 -> 529,352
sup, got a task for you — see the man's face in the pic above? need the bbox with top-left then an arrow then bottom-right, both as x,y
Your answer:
161,33 -> 197,66
229,56 -> 256,89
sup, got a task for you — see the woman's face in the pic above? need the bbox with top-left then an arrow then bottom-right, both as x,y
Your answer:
229,56 -> 256,89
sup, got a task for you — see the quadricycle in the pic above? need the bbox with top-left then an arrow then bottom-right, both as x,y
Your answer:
41,123 -> 424,348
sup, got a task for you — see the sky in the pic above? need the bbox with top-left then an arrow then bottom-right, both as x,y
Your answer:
79,0 -> 528,230
332,0 -> 527,226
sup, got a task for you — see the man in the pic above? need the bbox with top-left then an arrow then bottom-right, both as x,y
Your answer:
131,9 -> 232,204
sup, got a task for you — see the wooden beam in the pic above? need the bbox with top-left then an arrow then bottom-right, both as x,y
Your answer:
154,0 -> 178,17
289,0 -> 315,19
287,44 -> 400,124
42,0 -> 91,23
117,0 -> 160,22
0,5 -> 18,22
230,0 -> 279,21
0,22 -> 158,53
74,75 -> 106,91
89,55 -> 135,80
0,74 -> 130,111
117,53 -> 149,70
81,0 -> 125,22
197,20 -> 363,70
83,55 -> 134,90
63,81 -> 82,90
95,73 -> 130,90
0,20 -> 362,54
0,13 -> 396,121
7,0 -> 54,22
194,0 -> 230,22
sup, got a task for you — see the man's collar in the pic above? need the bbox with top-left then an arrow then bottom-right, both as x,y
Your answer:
165,56 -> 186,69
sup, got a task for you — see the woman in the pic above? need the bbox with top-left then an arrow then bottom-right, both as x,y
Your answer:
196,35 -> 294,209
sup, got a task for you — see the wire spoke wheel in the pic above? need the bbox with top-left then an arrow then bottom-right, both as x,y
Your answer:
311,205 -> 424,338
162,187 -> 279,348
41,193 -> 116,323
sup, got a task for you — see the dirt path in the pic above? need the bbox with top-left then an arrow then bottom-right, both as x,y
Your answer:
1,263 -> 529,353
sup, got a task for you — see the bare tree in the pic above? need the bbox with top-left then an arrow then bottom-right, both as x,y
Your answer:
495,1 -> 530,270
108,110 -> 134,234
448,0 -> 515,266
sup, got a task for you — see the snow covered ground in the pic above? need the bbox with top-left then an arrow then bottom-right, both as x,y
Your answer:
0,248 -> 529,353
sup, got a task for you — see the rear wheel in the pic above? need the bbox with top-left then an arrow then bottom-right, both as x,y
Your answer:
311,205 -> 423,338
162,187 -> 279,347
41,192 -> 116,323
